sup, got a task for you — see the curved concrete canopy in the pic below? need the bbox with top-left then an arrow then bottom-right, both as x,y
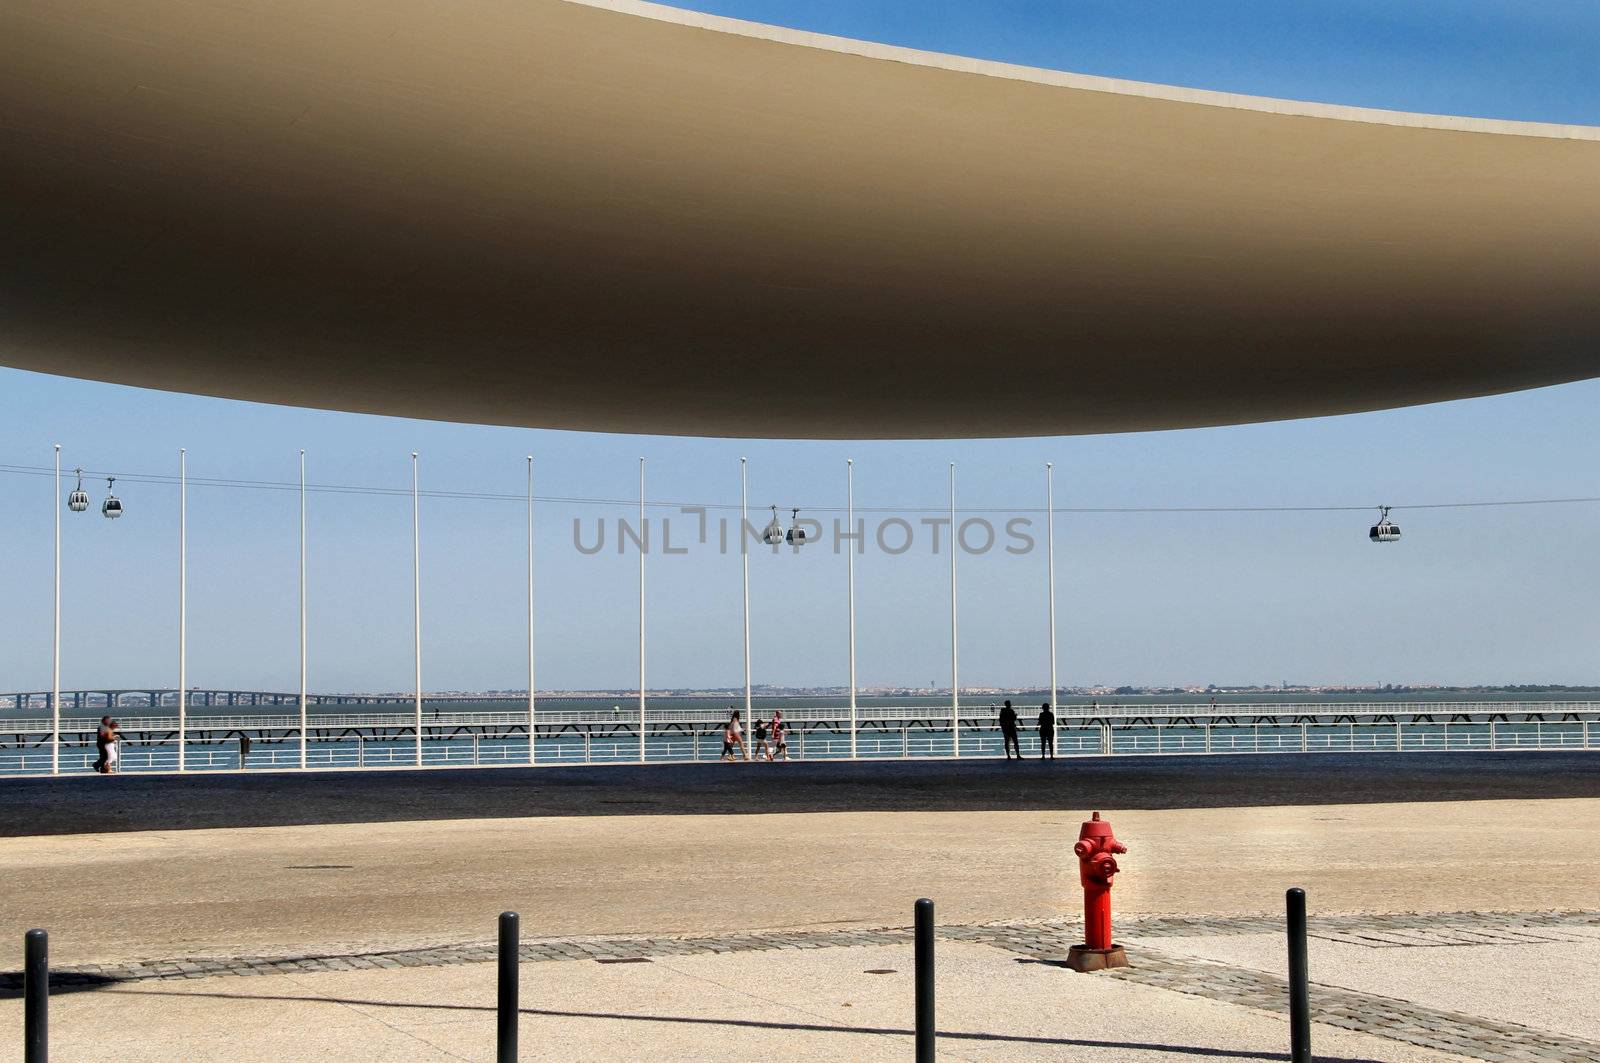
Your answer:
3,0 -> 1599,438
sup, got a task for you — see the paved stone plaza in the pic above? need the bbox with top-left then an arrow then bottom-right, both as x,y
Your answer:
5,911 -> 1600,1061
2,754 -> 1598,1059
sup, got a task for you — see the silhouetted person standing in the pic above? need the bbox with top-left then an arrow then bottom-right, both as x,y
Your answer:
999,700 -> 1020,760
1038,703 -> 1055,760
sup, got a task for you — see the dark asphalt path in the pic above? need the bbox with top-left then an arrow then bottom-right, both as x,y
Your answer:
2,750 -> 1595,836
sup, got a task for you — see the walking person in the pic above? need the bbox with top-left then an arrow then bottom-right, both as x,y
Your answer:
239,731 -> 252,770
999,700 -> 1020,760
104,718 -> 122,774
721,709 -> 746,762
770,710 -> 789,761
94,715 -> 112,774
1038,702 -> 1055,760
752,716 -> 772,761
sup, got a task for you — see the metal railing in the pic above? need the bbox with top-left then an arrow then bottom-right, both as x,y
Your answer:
8,699 -> 1600,737
0,715 -> 1594,776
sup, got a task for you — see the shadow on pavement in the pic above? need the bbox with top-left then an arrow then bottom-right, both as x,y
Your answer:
95,987 -> 1386,1061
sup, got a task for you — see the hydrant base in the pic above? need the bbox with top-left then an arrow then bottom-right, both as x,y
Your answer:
1063,945 -> 1129,972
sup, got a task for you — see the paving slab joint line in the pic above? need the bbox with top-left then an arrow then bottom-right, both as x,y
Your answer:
3,907 -> 1597,1003
983,938 -> 1600,1063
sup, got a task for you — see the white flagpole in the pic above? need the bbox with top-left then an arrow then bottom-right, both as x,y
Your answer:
847,458 -> 857,759
537,454 -> 544,765
740,458 -> 751,760
638,457 -> 647,763
178,448 -> 187,772
412,452 -> 422,767
1047,462 -> 1058,754
299,450 -> 308,769
949,462 -> 959,758
52,445 -> 61,775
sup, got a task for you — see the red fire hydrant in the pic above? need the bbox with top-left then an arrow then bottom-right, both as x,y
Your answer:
1065,811 -> 1130,971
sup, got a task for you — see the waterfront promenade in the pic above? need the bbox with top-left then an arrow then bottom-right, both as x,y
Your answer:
5,698 -> 1597,774
3,753 -> 1600,1060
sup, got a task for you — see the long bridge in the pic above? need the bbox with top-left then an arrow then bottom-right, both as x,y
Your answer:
0,689 -> 544,711
1,693 -> 1596,776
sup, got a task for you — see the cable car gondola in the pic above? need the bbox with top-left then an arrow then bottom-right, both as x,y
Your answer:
66,468 -> 89,512
785,507 -> 808,546
1369,505 -> 1399,542
101,477 -> 123,519
761,505 -> 785,546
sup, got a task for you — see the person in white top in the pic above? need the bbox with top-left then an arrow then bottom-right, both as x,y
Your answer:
721,709 -> 745,762
104,718 -> 121,774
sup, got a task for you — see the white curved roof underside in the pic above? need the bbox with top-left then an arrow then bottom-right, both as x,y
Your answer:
2,0 -> 1597,437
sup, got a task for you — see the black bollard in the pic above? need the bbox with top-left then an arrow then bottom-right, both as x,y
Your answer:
498,912 -> 519,1063
1286,888 -> 1310,1063
914,898 -> 934,1062
24,929 -> 47,1063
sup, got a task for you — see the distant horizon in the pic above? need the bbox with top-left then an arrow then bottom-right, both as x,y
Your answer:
7,681 -> 1600,699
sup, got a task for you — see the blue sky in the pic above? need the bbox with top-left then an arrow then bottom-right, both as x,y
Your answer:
3,1 -> 1598,694
676,0 -> 1600,123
